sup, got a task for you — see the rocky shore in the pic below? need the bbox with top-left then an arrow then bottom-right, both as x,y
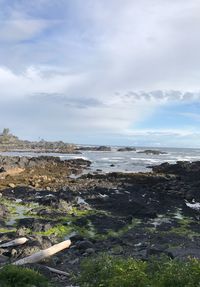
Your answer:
0,128 -> 78,154
0,156 -> 200,286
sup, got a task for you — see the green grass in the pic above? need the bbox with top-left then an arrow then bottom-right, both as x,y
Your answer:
0,265 -> 50,287
76,254 -> 200,287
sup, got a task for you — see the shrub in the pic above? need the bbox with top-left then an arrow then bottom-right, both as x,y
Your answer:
152,257 -> 200,287
77,254 -> 149,287
0,265 -> 49,287
77,254 -> 200,287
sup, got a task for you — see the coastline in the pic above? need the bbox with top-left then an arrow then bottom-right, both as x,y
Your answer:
0,153 -> 200,285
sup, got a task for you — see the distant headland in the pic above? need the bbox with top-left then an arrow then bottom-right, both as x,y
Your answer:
0,128 -> 77,153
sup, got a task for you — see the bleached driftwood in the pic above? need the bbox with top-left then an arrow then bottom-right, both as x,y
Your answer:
13,239 -> 71,265
0,237 -> 28,248
41,265 -> 70,276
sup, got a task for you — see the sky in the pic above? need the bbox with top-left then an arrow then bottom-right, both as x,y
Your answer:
0,0 -> 200,147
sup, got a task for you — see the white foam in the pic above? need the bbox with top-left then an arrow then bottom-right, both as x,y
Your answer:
185,201 -> 200,211
59,155 -> 89,160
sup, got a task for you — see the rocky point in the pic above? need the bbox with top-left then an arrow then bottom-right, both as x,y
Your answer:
0,156 -> 199,286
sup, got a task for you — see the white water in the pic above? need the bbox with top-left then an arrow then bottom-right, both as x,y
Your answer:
1,147 -> 200,173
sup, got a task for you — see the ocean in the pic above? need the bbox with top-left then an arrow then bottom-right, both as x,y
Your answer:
1,147 -> 200,173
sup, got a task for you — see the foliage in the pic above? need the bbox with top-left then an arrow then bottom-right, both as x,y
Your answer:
0,265 -> 49,287
77,254 -> 149,287
77,254 -> 200,287
151,256 -> 200,287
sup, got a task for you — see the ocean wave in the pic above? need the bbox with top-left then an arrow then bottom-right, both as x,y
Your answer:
59,155 -> 89,160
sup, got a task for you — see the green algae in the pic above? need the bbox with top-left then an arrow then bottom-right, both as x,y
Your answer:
0,228 -> 16,233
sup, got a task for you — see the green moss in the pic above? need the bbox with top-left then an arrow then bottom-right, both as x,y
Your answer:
70,207 -> 93,217
35,224 -> 72,237
74,222 -> 97,238
1,198 -> 40,227
168,217 -> 199,239
0,228 -> 16,233
33,216 -> 141,241
1,198 -> 17,214
95,218 -> 141,240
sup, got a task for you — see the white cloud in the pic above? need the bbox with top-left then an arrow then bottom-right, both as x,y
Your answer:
0,5 -> 56,43
121,128 -> 200,148
0,1 -> 200,146
0,66 -> 85,99
0,19 -> 51,42
0,65 -> 199,145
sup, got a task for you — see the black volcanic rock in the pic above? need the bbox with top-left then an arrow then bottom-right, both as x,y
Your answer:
151,160 -> 200,177
0,155 -> 91,170
1,158 -> 200,286
117,147 -> 136,152
137,149 -> 167,155
76,145 -> 111,151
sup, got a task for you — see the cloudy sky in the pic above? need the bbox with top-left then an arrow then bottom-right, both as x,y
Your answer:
0,0 -> 200,147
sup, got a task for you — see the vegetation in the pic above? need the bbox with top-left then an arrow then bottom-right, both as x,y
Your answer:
0,265 -> 49,287
77,254 -> 200,287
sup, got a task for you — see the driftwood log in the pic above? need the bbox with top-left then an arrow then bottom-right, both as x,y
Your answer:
0,237 -> 28,248
13,239 -> 72,265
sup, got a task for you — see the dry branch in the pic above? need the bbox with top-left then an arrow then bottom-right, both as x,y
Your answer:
13,239 -> 71,265
0,237 -> 28,248
40,265 -> 70,276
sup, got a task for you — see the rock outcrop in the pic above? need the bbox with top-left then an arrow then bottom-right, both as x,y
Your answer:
0,128 -> 78,153
0,158 -> 200,286
117,147 -> 136,152
76,145 -> 111,151
137,149 -> 167,155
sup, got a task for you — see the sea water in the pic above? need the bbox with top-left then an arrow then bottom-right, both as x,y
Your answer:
1,147 -> 200,173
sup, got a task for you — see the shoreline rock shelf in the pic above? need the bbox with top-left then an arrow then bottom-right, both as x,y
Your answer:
0,156 -> 200,286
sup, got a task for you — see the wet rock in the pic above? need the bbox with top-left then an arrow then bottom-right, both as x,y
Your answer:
147,245 -> 173,258
70,234 -> 85,244
17,218 -> 55,233
85,248 -> 95,254
117,147 -> 136,152
167,247 -> 200,260
57,199 -> 73,212
35,208 -> 66,218
16,241 -> 42,258
77,146 -> 111,151
137,149 -> 167,155
0,254 -> 9,264
0,167 -> 6,173
87,191 -> 157,218
75,240 -> 94,251
0,204 -> 8,218
152,161 -> 200,178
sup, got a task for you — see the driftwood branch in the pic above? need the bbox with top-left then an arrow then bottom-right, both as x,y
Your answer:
0,237 -> 28,248
13,239 -> 71,265
40,265 -> 70,276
